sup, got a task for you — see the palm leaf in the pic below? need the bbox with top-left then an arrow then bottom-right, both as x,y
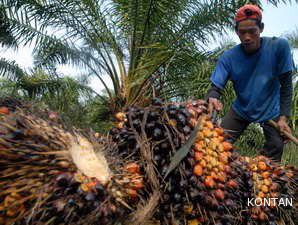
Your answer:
0,58 -> 26,80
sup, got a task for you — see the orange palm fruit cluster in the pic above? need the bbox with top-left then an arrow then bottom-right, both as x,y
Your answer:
191,116 -> 235,193
244,155 -> 296,222
123,162 -> 144,199
0,192 -> 25,223
247,156 -> 280,205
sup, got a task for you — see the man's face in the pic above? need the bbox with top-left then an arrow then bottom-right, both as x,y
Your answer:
236,19 -> 263,54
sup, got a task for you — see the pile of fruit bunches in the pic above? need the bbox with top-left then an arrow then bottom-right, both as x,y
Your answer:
241,155 -> 297,225
111,99 -> 249,225
111,98 -> 297,225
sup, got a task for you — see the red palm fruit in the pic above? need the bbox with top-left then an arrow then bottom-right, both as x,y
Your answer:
258,161 -> 267,171
210,171 -> 218,180
261,171 -> 270,179
125,163 -> 140,174
131,180 -> 144,190
202,129 -> 213,138
214,189 -> 225,201
194,142 -> 204,151
263,178 -> 272,186
199,159 -> 207,168
193,164 -> 203,176
127,189 -> 138,198
218,136 -> 225,142
224,165 -> 232,174
227,179 -> 238,189
0,106 -> 9,115
258,192 -> 266,198
204,176 -> 215,188
217,172 -> 227,183
219,153 -> 228,164
222,142 -> 233,151
215,127 -> 224,136
194,152 -> 204,161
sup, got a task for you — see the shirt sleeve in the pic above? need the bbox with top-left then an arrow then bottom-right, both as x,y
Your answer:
279,71 -> 293,117
276,38 -> 294,75
210,54 -> 230,89
205,84 -> 222,101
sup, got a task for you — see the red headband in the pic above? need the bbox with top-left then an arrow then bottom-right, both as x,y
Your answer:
235,4 -> 262,23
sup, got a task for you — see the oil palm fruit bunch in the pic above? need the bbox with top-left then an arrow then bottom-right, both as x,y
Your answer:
242,156 -> 297,225
181,114 -> 249,225
0,100 -> 144,225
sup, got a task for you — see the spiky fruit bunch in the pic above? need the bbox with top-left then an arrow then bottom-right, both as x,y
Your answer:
242,156 -> 297,224
0,103 -> 143,225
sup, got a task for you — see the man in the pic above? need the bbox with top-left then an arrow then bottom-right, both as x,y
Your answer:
206,4 -> 294,162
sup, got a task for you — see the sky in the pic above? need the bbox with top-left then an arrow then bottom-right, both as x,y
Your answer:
0,1 -> 298,93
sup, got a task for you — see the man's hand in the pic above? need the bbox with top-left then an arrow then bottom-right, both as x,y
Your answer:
207,97 -> 223,115
277,116 -> 292,143
277,116 -> 291,133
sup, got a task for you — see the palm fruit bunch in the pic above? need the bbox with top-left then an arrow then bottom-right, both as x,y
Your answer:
241,155 -> 298,225
177,110 -> 252,225
0,99 -> 144,225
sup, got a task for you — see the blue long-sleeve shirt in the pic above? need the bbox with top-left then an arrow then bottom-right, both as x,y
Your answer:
207,37 -> 294,122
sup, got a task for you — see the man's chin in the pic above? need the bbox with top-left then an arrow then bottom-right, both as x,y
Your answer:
243,46 -> 257,54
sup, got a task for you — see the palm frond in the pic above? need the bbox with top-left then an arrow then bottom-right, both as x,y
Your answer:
0,5 -> 17,48
0,58 -> 26,80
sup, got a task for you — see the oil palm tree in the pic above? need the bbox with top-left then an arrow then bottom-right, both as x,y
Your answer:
2,0 -> 295,113
0,58 -> 100,126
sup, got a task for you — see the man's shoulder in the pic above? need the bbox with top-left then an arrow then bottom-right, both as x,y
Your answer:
263,36 -> 289,47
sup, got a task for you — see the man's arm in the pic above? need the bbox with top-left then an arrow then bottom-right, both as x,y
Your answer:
279,71 -> 293,118
277,71 -> 293,135
205,53 -> 230,112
